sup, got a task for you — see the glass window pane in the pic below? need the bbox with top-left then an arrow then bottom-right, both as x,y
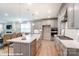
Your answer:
21,22 -> 31,33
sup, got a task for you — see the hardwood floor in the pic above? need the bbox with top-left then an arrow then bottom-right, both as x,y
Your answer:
36,40 -> 58,56
0,40 -> 58,56
0,45 -> 13,56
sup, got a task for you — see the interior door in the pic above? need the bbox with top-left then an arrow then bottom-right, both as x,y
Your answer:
42,25 -> 51,40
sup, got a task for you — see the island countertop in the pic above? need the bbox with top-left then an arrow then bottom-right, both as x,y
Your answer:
7,34 -> 41,43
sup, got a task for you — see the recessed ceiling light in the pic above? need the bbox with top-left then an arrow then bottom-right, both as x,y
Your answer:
17,18 -> 22,23
47,16 -> 51,18
39,29 -> 42,31
27,3 -> 32,5
48,10 -> 52,13
32,23 -> 35,26
4,13 -> 8,16
35,12 -> 39,15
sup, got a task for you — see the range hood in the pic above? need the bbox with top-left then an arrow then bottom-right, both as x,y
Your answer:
61,18 -> 67,22
61,9 -> 67,23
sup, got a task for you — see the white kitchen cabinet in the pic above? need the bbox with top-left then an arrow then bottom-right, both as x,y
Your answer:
74,3 -> 79,28
58,4 -> 67,29
13,39 -> 37,56
58,4 -> 67,35
13,42 -> 31,56
67,4 -> 74,28
58,3 -> 79,29
67,3 -> 79,29
54,35 -> 79,56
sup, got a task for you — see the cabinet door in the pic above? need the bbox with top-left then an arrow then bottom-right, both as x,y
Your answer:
13,43 -> 21,56
20,43 -> 30,56
74,3 -> 79,28
67,4 -> 74,28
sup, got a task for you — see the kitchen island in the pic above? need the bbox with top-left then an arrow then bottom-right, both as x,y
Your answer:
54,35 -> 79,56
7,34 -> 41,56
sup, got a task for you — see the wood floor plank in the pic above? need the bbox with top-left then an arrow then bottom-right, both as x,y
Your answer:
36,40 -> 58,56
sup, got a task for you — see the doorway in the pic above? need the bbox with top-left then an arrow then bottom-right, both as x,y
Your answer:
42,25 -> 51,40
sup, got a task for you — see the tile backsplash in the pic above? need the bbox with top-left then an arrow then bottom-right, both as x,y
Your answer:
61,29 -> 79,42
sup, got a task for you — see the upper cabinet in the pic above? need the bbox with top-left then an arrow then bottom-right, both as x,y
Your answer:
58,4 -> 67,29
74,3 -> 79,29
67,3 -> 79,29
58,3 -> 79,29
67,4 -> 74,28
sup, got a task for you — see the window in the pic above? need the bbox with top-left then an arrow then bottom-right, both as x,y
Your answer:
21,22 -> 31,33
0,24 -> 3,33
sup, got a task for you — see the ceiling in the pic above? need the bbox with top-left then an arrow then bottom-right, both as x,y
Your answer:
0,3 -> 61,22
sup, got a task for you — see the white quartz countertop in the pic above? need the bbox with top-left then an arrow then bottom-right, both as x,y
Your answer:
60,40 -> 79,49
7,34 -> 40,43
55,35 -> 79,49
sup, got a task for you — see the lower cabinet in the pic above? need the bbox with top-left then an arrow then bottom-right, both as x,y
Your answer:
55,43 -> 67,56
13,42 -> 31,56
20,43 -> 30,56
54,37 -> 79,56
13,39 -> 41,56
54,37 -> 67,56
67,48 -> 79,56
13,43 -> 21,55
13,39 -> 37,56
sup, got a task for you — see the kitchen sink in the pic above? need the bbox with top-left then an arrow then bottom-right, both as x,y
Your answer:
58,36 -> 73,40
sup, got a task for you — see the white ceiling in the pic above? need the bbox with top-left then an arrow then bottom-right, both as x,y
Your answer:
0,3 -> 61,22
